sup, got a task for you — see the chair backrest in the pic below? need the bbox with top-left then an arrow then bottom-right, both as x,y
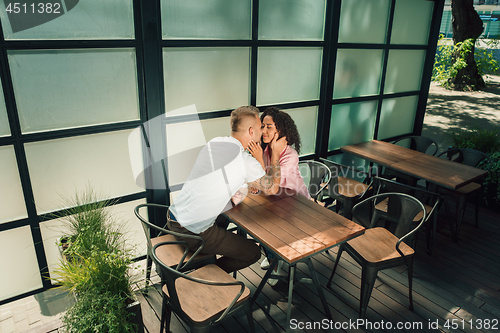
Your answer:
352,193 -> 426,251
373,176 -> 440,223
438,148 -> 491,171
298,160 -> 332,199
134,203 -> 205,271
392,135 -> 439,156
319,158 -> 372,197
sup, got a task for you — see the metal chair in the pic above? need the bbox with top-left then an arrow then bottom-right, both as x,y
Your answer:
392,135 -> 439,156
298,160 -> 332,202
134,203 -> 216,279
383,135 -> 439,185
435,148 -> 491,241
327,193 -> 426,319
319,158 -> 373,219
152,240 -> 255,333
372,177 -> 441,255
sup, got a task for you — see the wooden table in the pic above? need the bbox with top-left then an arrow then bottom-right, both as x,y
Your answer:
341,140 -> 487,190
224,190 -> 364,331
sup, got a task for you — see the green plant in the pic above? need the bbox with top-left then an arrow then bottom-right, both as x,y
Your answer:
62,290 -> 136,333
52,186 -> 140,332
480,152 -> 500,209
447,127 -> 500,154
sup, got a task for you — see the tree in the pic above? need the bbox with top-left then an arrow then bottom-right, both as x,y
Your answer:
449,0 -> 485,90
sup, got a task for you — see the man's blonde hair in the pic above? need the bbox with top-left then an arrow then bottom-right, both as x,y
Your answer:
230,106 -> 260,133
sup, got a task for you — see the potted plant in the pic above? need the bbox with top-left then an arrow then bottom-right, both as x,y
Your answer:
52,187 -> 143,333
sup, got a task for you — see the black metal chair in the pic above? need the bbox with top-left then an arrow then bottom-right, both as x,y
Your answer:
327,193 -> 426,319
152,242 -> 255,333
435,148 -> 491,241
298,160 -> 331,202
319,158 -> 373,219
372,176 -> 442,255
383,135 -> 439,185
134,203 -> 216,279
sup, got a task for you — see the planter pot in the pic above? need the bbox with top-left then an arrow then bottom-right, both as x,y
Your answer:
126,299 -> 144,333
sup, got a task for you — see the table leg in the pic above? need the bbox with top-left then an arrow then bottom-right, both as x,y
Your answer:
286,264 -> 296,333
305,258 -> 332,320
250,259 -> 278,304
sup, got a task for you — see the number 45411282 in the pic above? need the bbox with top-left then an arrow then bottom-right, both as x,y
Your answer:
5,2 -> 61,14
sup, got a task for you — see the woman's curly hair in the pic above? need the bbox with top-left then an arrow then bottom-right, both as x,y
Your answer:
260,107 -> 301,154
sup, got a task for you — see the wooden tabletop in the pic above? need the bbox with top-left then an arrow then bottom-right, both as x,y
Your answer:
224,190 -> 365,264
341,140 -> 488,189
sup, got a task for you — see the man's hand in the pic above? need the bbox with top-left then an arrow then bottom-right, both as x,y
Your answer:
269,133 -> 287,156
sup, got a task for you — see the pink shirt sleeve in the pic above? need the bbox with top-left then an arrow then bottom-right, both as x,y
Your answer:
263,145 -> 311,199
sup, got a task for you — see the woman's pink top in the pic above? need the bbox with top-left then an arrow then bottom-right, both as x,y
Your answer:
263,145 -> 311,199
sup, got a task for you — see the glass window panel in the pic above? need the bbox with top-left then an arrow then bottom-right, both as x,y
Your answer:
40,198 -> 147,281
25,129 -> 145,214
257,47 -> 322,106
0,226 -> 43,301
286,106 -> 318,156
384,50 -> 426,94
258,0 -> 326,41
391,0 -> 434,45
0,86 -> 9,137
338,0 -> 391,44
164,48 -> 250,115
333,49 -> 384,99
9,49 -> 140,134
162,0 -> 251,40
329,101 -> 377,151
0,0 -> 134,40
378,95 -> 418,140
166,117 -> 231,186
0,146 -> 27,223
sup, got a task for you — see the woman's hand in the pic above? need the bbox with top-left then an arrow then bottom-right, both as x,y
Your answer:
248,186 -> 260,194
248,140 -> 265,169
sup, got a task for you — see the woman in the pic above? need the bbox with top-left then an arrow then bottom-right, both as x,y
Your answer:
248,107 -> 310,199
247,107 -> 310,284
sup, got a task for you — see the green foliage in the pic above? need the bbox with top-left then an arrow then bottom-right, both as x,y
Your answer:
62,290 -> 136,333
52,186 -> 139,332
447,128 -> 500,209
447,127 -> 500,154
432,35 -> 499,88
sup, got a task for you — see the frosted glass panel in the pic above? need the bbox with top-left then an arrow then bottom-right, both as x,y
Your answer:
0,146 -> 27,223
286,107 -> 317,156
259,0 -> 326,41
9,49 -> 140,134
338,0 -> 391,44
384,50 -> 426,94
333,49 -> 384,99
40,198 -> 147,280
0,226 -> 43,301
329,101 -> 377,151
257,47 -> 322,106
164,48 -> 250,114
0,87 -> 9,137
166,117 -> 231,186
162,0 -> 251,40
391,0 -> 433,45
378,95 -> 418,140
25,129 -> 144,214
0,0 -> 134,40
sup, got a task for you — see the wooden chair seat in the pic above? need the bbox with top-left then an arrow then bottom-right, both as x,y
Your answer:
151,234 -> 214,268
162,264 -> 251,324
336,177 -> 370,198
347,227 -> 414,264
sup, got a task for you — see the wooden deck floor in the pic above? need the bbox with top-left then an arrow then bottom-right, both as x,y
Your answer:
15,203 -> 499,333
135,204 -> 500,333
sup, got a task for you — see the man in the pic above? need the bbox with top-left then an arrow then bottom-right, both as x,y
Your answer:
168,105 -> 287,273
